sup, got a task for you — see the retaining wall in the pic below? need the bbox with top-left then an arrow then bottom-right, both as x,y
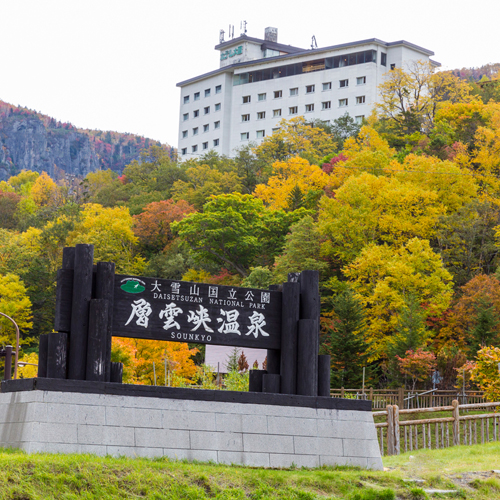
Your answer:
0,379 -> 382,469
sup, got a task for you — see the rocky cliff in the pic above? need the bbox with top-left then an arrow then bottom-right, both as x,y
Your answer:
0,101 -> 175,181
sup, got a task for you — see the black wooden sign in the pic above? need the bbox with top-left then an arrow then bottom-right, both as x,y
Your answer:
112,275 -> 282,349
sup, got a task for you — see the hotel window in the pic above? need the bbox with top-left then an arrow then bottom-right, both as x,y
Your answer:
183,95 -> 189,104
183,113 -> 188,121
182,130 -> 188,138
355,115 -> 365,125
289,106 -> 298,115
194,92 -> 200,101
242,114 -> 250,122
193,110 -> 199,118
306,85 -> 315,94
322,82 -> 332,91
381,53 -> 387,66
391,63 -> 396,70
213,138 -> 220,146
274,90 -> 282,98
356,96 -> 366,104
192,127 -> 198,136
257,111 -> 265,120
204,106 -> 210,115
205,89 -> 211,97
214,121 -> 220,129
273,109 -> 282,117
357,76 -> 366,85
242,95 -> 251,103
202,142 -> 208,150
215,85 -> 222,94
322,101 -> 331,110
203,124 -> 209,132
215,103 -> 221,111
290,87 -> 298,96
241,132 -> 249,141
256,130 -> 265,138
258,93 -> 266,101
181,148 -> 187,155
339,98 -> 348,107
339,79 -> 348,88
272,127 -> 280,133
192,145 -> 198,153
305,104 -> 314,112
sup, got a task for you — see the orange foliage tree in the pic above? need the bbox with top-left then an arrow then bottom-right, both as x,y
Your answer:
133,199 -> 195,253
112,337 -> 198,386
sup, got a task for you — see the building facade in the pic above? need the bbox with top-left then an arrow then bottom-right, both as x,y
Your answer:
177,28 -> 438,159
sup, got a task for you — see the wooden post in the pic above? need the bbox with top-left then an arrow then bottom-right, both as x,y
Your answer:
95,262 -> 115,382
262,373 -> 280,393
249,369 -> 265,392
4,345 -> 12,380
280,281 -> 300,394
266,349 -> 280,375
398,386 -> 405,409
37,334 -> 49,378
298,271 -> 320,395
393,404 -> 400,455
296,319 -> 317,396
68,244 -> 94,380
452,399 -> 460,446
86,299 -> 109,381
369,387 -> 374,403
387,405 -> 394,455
54,247 -> 76,333
318,354 -> 331,397
47,332 -> 68,379
341,387 -> 345,398
110,362 -> 123,383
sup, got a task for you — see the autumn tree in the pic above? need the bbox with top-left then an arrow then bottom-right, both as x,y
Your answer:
0,274 -> 33,345
133,199 -> 195,254
0,191 -> 21,229
66,203 -> 144,274
344,238 -> 453,360
253,116 -> 336,165
377,61 -> 473,134
31,172 -> 60,208
254,157 -> 329,211
171,165 -> 243,210
396,349 -> 436,391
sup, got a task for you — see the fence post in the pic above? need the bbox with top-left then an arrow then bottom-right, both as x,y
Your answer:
387,405 -> 395,455
393,404 -> 400,455
369,387 -> 373,402
341,387 -> 344,398
452,399 -> 460,446
398,387 -> 405,409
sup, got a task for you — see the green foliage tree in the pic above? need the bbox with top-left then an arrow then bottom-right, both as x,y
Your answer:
321,290 -> 371,388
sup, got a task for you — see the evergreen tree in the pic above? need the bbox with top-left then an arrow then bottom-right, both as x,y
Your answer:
321,290 -> 371,388
226,347 -> 240,372
468,296 -> 500,357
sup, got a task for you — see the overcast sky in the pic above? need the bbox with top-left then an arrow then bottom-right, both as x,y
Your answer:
1,0 -> 497,149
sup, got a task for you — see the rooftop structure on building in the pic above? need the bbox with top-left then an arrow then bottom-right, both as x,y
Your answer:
177,27 -> 439,159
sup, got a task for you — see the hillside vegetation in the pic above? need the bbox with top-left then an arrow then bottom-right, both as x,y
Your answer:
1,62 -> 500,393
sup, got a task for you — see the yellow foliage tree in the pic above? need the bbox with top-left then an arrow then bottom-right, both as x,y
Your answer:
318,173 -> 445,264
18,352 -> 38,379
252,116 -> 336,165
31,171 -> 60,207
254,157 -> 329,210
112,337 -> 198,386
344,238 -> 453,360
0,273 -> 33,345
66,203 -> 144,274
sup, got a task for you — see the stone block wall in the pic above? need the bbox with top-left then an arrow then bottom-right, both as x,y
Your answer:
0,390 -> 382,469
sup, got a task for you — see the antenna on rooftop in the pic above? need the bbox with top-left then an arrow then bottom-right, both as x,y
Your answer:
311,35 -> 318,50
240,20 -> 247,35
219,29 -> 225,44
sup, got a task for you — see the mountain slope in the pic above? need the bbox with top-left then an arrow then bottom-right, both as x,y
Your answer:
0,100 -> 175,181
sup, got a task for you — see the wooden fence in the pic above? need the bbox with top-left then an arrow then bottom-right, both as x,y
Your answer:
374,400 -> 500,456
330,388 -> 485,410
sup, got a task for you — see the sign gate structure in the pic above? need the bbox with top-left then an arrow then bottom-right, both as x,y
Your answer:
37,244 -> 331,397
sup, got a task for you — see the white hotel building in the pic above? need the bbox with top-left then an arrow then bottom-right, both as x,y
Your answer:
177,28 -> 438,159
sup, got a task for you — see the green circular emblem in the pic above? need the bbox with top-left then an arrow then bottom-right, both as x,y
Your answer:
121,280 -> 145,294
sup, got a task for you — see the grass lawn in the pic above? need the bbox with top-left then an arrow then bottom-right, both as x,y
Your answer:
0,443 -> 499,499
